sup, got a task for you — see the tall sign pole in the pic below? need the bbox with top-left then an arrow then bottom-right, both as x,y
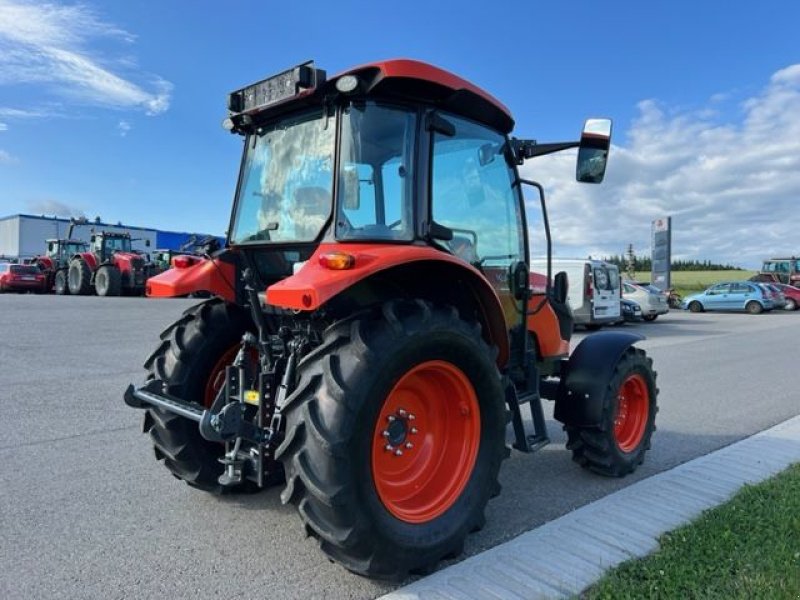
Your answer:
651,216 -> 672,291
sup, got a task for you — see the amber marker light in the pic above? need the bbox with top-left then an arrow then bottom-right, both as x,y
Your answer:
318,252 -> 356,270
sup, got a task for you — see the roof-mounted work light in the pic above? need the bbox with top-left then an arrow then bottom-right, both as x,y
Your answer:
227,61 -> 326,116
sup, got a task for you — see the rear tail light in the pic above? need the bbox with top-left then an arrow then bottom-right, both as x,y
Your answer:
172,256 -> 197,269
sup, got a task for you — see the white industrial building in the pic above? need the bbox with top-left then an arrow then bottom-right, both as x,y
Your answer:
0,214 -> 220,260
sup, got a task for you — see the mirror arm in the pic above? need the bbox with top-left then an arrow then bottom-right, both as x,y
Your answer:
509,139 -> 579,164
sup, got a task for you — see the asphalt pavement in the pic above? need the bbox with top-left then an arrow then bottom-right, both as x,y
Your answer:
1,295 -> 798,599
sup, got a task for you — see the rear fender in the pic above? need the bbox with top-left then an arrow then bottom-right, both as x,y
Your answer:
146,252 -> 237,301
266,243 -> 510,366
553,331 -> 644,427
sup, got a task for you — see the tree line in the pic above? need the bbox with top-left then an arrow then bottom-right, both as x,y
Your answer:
601,255 -> 745,272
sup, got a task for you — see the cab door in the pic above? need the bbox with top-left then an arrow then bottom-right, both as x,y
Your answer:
429,113 -> 525,325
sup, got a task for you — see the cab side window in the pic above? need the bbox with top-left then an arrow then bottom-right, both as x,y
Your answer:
430,114 -> 523,268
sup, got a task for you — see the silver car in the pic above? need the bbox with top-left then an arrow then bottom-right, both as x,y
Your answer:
622,281 -> 670,321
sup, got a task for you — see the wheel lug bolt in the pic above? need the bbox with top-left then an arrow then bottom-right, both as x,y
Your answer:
387,415 -> 396,422
408,413 -> 416,421
394,449 -> 403,456
398,408 -> 407,417
405,442 -> 413,449
382,430 -> 390,437
385,444 -> 394,451
410,427 -> 418,434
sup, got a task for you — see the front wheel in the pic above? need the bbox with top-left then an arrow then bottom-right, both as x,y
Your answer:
688,301 -> 703,313
784,298 -> 796,311
276,300 -> 507,579
54,270 -> 69,295
565,347 -> 657,477
643,314 -> 658,322
68,259 -> 92,295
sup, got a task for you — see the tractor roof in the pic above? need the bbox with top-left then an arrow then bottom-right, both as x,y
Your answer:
336,59 -> 514,133
228,59 -> 514,135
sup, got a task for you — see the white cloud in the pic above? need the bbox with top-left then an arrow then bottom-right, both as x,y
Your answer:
0,149 -> 15,163
0,122 -> 7,131
0,0 -> 171,116
117,119 -> 131,136
522,63 -> 800,269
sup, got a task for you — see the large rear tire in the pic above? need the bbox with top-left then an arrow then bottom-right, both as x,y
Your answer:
142,299 -> 262,493
276,300 -> 507,579
565,347 -> 657,477
95,265 -> 122,297
54,270 -> 69,295
67,259 -> 92,295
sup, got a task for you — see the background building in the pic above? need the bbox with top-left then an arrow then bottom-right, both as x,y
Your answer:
0,214 -> 224,260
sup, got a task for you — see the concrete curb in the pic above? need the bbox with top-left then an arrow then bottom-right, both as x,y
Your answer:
381,414 -> 800,600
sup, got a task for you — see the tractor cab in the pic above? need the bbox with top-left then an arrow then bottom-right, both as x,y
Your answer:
45,239 -> 87,267
91,232 -> 133,261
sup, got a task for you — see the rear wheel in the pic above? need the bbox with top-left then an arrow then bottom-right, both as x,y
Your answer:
688,301 -> 703,313
565,347 -> 657,477
95,265 -> 122,296
142,299 -> 263,493
276,300 -> 506,579
67,259 -> 92,295
54,270 -> 69,295
746,301 -> 763,315
785,298 -> 797,311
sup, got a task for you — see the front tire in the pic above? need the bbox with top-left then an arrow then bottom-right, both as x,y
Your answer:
142,299 -> 259,492
643,314 -> 658,322
688,301 -> 703,313
784,298 -> 796,311
565,347 -> 657,477
67,259 -> 92,295
54,270 -> 69,295
276,300 -> 506,579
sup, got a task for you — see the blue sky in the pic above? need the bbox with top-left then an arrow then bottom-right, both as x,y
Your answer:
1,0 -> 799,267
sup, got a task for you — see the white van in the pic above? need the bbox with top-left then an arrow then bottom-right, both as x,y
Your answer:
530,259 -> 621,329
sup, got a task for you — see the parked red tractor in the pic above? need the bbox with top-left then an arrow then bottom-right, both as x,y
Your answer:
68,231 -> 149,296
126,60 -> 658,579
30,218 -> 88,294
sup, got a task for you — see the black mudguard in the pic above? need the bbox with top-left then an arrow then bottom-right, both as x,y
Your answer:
553,331 -> 644,428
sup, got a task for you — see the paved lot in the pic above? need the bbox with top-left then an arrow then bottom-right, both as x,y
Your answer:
1,295 -> 798,599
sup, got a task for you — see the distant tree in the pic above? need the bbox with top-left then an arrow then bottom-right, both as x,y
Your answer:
601,254 -> 744,272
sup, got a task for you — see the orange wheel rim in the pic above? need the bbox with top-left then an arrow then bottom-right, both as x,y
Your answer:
614,373 -> 649,452
371,360 -> 480,524
203,344 -> 245,408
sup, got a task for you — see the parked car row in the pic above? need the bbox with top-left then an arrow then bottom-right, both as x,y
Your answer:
681,280 -> 800,314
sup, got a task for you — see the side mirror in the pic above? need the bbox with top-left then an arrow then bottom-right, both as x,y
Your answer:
576,118 -> 612,183
342,165 -> 360,210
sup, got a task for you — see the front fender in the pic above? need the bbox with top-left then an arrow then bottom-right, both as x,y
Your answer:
554,331 -> 644,427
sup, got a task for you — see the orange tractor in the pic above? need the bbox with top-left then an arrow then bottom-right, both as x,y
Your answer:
125,60 -> 657,578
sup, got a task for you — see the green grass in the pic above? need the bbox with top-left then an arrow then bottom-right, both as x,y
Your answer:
582,463 -> 800,599
633,270 -> 757,299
